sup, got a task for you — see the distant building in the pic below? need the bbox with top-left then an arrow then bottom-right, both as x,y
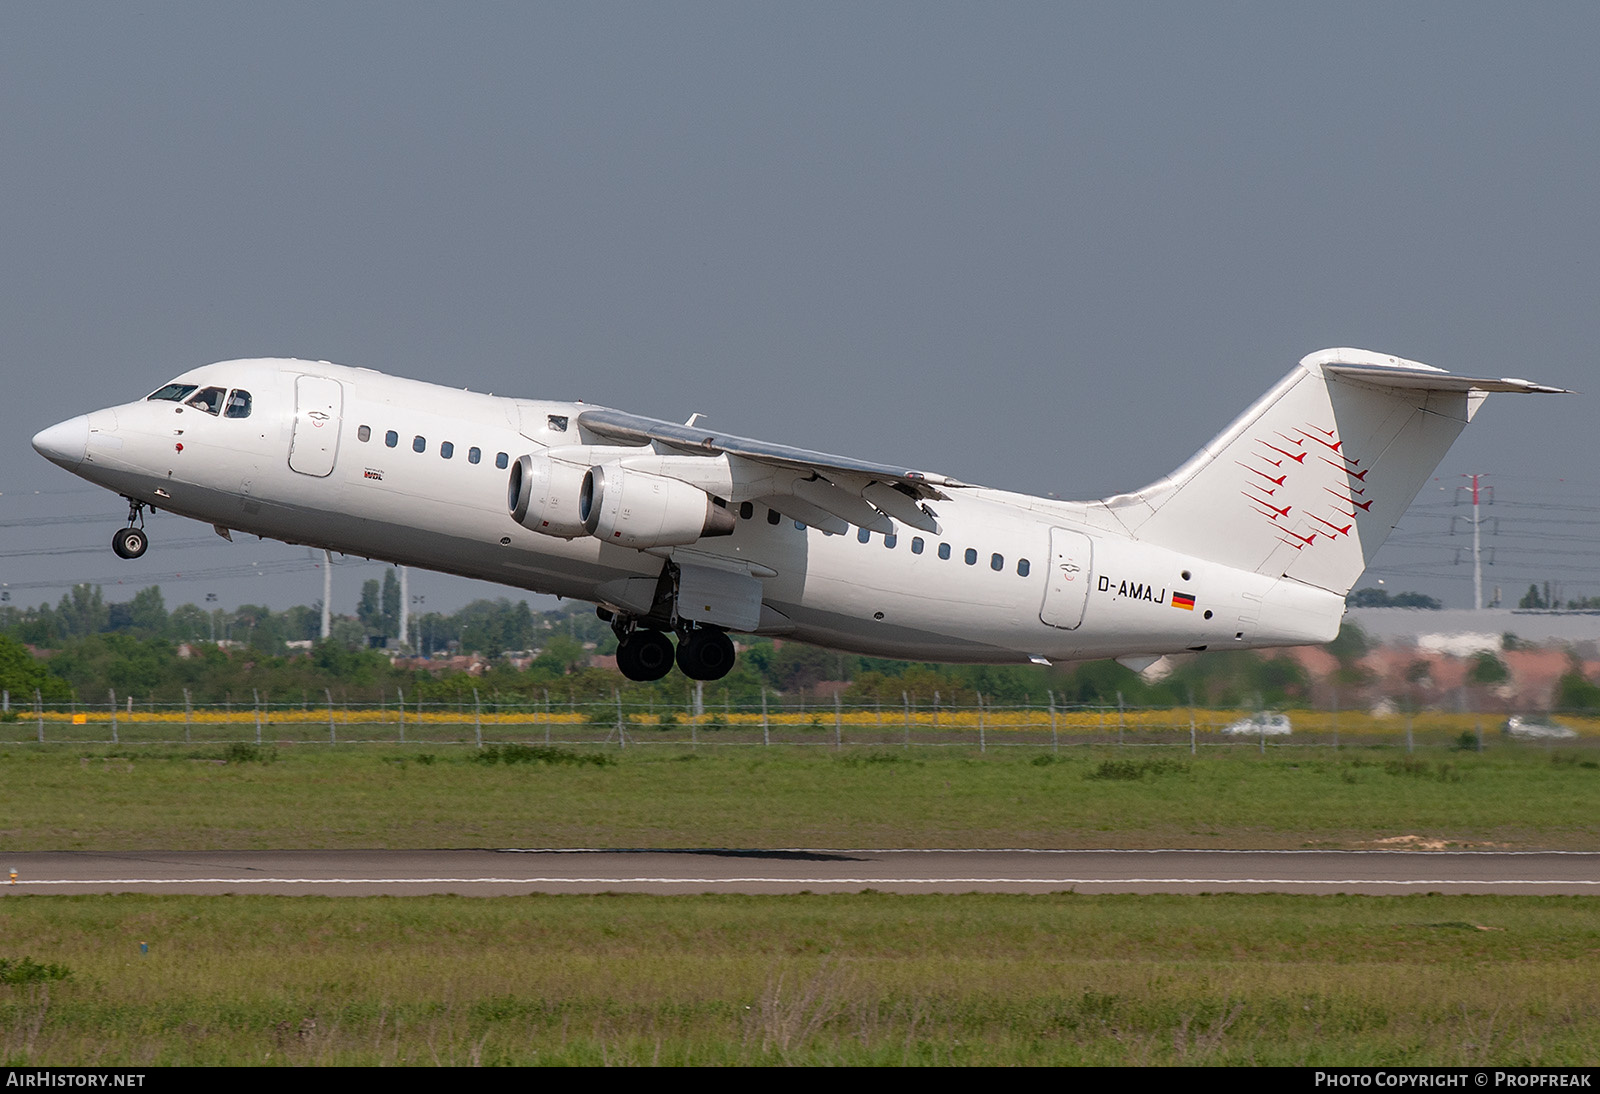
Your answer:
1346,608 -> 1600,652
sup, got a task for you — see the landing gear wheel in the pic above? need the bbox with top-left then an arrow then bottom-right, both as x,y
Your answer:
112,526 -> 148,560
676,628 -> 735,681
616,629 -> 677,682
631,630 -> 676,681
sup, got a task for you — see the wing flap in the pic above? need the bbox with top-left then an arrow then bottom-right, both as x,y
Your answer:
755,494 -> 850,535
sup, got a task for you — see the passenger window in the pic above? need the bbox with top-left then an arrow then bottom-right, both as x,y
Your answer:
441,441 -> 454,459
857,528 -> 871,544
385,430 -> 398,448
468,447 -> 481,464
938,543 -> 951,560
739,502 -> 753,520
548,414 -> 569,432
495,452 -> 508,469
912,537 -> 924,554
965,548 -> 978,566
794,520 -> 805,531
147,383 -> 197,402
991,553 -> 1004,572
358,425 -> 371,442
767,508 -> 780,525
224,390 -> 252,418
1017,559 -> 1030,577
185,387 -> 225,415
413,436 -> 426,453
884,534 -> 897,549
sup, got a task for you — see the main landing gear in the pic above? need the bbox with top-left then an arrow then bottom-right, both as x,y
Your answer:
614,628 -> 675,682
611,619 -> 736,683
675,627 -> 735,681
112,500 -> 149,559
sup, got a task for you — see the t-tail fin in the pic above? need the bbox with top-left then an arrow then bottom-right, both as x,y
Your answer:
1102,348 -> 1565,597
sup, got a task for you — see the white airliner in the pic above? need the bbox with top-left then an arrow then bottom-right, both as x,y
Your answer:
31,349 -> 1560,681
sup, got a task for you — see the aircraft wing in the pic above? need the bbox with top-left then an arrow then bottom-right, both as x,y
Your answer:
577,408 -> 964,534
577,409 -> 965,496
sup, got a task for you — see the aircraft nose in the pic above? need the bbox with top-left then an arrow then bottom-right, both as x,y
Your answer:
32,414 -> 90,470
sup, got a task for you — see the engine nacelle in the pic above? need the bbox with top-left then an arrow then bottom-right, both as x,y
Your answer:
508,453 -> 590,538
582,464 -> 736,549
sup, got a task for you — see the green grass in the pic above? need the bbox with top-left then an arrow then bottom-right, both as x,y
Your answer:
2,743 -> 1597,850
3,745 -> 1596,1065
0,892 -> 1595,1065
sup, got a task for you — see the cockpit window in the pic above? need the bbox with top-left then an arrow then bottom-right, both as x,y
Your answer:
147,383 -> 198,402
185,386 -> 226,415
224,389 -> 252,418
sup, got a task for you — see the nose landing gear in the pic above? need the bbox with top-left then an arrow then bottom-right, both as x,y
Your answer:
112,500 -> 149,559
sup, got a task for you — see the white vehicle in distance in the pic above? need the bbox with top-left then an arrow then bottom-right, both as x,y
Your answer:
1503,715 -> 1578,740
1222,712 -> 1292,737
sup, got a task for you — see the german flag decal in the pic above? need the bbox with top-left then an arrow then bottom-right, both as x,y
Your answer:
1172,592 -> 1196,611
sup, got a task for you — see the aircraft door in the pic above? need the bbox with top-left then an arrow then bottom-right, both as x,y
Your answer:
1040,527 -> 1093,630
289,375 -> 343,477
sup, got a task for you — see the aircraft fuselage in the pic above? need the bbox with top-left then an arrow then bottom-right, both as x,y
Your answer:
44,346 -> 1551,680
33,358 -> 1335,671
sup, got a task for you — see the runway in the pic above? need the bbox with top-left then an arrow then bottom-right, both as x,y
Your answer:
1,848 -> 1596,895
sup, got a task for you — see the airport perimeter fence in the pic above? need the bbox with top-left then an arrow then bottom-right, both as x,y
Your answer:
1,686 -> 1597,755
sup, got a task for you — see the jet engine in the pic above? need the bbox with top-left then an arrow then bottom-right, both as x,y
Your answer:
581,463 -> 735,549
508,453 -> 590,538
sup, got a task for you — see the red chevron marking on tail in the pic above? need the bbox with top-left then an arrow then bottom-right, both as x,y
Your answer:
1240,463 -> 1288,486
1246,496 -> 1292,519
1319,457 -> 1368,480
1324,488 -> 1373,511
1295,428 -> 1343,453
1259,441 -> 1307,463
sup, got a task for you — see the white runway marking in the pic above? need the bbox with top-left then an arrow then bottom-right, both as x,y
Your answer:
503,847 -> 1600,856
9,876 -> 1599,888
6,849 -> 1594,894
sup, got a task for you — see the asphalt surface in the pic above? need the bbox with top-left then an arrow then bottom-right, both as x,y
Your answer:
1,848 -> 1596,896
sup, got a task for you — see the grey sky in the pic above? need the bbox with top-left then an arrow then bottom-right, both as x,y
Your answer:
3,3 -> 1596,616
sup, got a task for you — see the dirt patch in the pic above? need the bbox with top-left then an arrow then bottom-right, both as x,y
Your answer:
1359,834 -> 1510,851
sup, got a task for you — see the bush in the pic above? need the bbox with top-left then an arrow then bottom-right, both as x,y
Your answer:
1469,653 -> 1509,685
475,744 -> 614,767
1085,758 -> 1188,781
0,957 -> 70,986
1556,672 -> 1600,711
223,742 -> 276,764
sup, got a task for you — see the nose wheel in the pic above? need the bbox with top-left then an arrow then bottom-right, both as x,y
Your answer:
112,526 -> 148,559
112,500 -> 149,559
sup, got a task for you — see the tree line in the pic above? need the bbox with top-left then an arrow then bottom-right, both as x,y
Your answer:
0,582 -> 1360,712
